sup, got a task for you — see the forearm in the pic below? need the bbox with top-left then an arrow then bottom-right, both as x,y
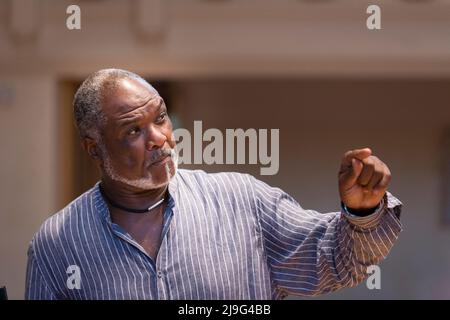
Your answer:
267,192 -> 402,297
336,192 -> 403,286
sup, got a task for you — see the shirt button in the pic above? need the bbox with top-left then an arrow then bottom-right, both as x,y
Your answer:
157,271 -> 163,278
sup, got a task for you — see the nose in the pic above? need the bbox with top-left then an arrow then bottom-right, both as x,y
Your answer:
145,124 -> 167,151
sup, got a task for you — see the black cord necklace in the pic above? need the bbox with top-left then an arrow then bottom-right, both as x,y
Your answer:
99,184 -> 165,214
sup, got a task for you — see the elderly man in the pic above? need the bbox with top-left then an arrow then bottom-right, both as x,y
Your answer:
25,69 -> 402,300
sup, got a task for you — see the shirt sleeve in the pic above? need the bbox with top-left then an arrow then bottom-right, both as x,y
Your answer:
249,176 -> 403,297
25,240 -> 58,300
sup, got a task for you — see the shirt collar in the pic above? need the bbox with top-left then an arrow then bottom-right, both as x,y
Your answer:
92,170 -> 180,224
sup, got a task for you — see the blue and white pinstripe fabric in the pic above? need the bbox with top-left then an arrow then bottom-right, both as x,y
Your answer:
25,169 -> 402,300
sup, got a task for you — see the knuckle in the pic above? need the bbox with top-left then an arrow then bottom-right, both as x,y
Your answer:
365,159 -> 375,169
385,165 -> 391,175
375,169 -> 384,178
382,173 -> 392,186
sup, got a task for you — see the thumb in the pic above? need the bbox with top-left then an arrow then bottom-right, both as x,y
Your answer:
340,158 -> 363,189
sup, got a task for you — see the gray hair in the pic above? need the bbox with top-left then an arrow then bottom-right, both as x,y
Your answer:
73,68 -> 147,140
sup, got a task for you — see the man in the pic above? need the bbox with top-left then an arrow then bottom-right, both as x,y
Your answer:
25,69 -> 402,300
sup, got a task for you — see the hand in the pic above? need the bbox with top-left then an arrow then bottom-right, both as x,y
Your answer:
338,148 -> 391,210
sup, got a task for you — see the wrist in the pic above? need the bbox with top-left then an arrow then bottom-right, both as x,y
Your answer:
341,202 -> 380,217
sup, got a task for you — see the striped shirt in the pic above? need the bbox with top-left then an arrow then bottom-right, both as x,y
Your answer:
25,169 -> 403,300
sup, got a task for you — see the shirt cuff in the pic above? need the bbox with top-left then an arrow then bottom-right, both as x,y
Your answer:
342,201 -> 380,217
342,193 -> 388,229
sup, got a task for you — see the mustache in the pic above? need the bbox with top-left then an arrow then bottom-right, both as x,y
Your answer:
147,148 -> 176,165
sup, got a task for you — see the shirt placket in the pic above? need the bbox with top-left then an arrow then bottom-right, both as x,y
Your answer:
154,199 -> 174,300
103,190 -> 176,299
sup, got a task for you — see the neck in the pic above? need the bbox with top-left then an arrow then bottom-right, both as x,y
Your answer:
100,175 -> 168,212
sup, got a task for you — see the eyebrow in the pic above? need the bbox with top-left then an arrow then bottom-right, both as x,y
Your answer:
116,98 -> 165,128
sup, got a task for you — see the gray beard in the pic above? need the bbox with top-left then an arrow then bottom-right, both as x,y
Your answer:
101,147 -> 178,190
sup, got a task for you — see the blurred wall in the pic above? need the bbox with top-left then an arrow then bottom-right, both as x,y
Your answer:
175,79 -> 450,299
1,77 -> 449,299
0,0 -> 449,299
1,0 -> 450,77
0,75 -> 57,300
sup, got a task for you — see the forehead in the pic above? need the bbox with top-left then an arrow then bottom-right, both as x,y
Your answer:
101,78 -> 160,116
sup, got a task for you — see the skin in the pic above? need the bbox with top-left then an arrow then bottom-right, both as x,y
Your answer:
81,77 -> 392,258
83,78 -> 177,259
338,148 -> 391,210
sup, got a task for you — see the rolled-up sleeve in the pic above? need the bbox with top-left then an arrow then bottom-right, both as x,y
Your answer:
250,177 -> 403,297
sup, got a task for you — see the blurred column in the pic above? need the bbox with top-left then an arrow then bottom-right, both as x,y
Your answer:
8,0 -> 40,43
443,128 -> 450,225
133,0 -> 166,41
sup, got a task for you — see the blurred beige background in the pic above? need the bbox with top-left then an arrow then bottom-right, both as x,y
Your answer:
0,0 -> 450,299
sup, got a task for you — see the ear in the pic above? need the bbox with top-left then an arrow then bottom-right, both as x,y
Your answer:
82,137 -> 102,163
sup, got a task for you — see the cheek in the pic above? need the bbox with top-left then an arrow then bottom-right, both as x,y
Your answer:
111,140 -> 146,168
163,125 -> 175,147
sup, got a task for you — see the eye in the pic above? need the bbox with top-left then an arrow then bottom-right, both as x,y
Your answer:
156,112 -> 167,124
128,126 -> 141,136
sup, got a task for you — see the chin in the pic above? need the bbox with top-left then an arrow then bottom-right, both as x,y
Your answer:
145,160 -> 176,185
103,151 -> 177,190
